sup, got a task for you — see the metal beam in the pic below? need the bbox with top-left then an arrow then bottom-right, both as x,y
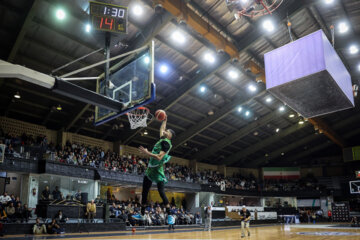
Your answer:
223,123 -> 305,165
8,0 -> 41,62
284,128 -> 360,165
65,104 -> 91,131
250,113 -> 360,167
192,109 -> 289,161
171,86 -> 266,150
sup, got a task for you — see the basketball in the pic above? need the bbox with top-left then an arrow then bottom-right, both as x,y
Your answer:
155,110 -> 167,121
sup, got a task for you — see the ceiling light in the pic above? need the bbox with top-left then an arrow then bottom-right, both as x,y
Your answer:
241,0 -> 249,3
132,5 -> 143,16
160,64 -> 168,73
263,20 -> 275,32
289,114 -> 295,118
14,92 -> 21,99
253,131 -> 258,136
265,97 -> 272,103
237,107 -> 243,112
85,24 -> 91,33
200,86 -> 206,93
171,30 -> 186,44
228,70 -> 238,79
279,106 -> 285,112
324,0 -> 334,4
144,130 -> 148,135
208,110 -> 214,116
265,153 -> 269,157
248,84 -> 257,92
338,22 -> 349,34
144,56 -> 150,64
56,105 -> 62,111
349,45 -> 359,54
245,111 -> 250,116
281,152 -> 285,156
298,120 -> 304,125
56,8 -> 66,20
204,53 -> 215,63
276,128 -> 280,133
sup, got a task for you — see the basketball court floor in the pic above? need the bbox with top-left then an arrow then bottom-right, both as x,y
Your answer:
3,224 -> 360,240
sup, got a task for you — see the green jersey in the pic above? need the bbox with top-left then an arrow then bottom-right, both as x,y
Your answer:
145,137 -> 172,184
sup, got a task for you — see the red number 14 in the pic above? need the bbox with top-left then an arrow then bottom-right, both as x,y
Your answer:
100,17 -> 114,30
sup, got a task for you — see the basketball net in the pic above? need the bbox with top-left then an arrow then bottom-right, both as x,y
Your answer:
127,107 -> 152,129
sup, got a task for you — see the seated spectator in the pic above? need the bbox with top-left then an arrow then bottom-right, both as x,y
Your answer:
6,202 -> 15,222
351,216 -> 359,227
110,203 -> 120,218
119,210 -> 128,223
54,210 -> 68,223
47,218 -> 64,234
0,207 -> 7,222
22,204 -> 32,223
14,196 -> 21,206
75,190 -> 81,201
52,186 -> 62,200
0,192 -> 11,206
86,200 -> 96,222
14,202 -> 23,222
33,218 -> 47,235
195,211 -> 201,224
41,186 -> 50,200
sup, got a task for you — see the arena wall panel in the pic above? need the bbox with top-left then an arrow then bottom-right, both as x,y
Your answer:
62,132 -> 113,151
0,116 -> 57,144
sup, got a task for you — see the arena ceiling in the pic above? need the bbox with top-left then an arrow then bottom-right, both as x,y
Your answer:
1,0 -> 360,168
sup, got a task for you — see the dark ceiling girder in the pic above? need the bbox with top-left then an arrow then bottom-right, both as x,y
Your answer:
7,0 -> 41,62
249,113 -> 360,167
223,123 -> 305,165
192,108 -> 290,161
65,104 -> 91,131
171,86 -> 266,150
283,128 -> 360,165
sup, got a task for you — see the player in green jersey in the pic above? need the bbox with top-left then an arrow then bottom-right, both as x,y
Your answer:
138,117 -> 175,215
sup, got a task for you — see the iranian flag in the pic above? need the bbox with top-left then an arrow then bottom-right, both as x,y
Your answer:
263,167 -> 300,180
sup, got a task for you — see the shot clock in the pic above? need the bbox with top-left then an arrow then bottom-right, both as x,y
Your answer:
89,1 -> 128,34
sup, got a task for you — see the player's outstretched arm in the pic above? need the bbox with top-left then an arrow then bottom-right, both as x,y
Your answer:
159,118 -> 167,138
139,146 -> 166,161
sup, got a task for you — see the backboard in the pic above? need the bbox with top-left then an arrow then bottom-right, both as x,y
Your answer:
94,41 -> 155,126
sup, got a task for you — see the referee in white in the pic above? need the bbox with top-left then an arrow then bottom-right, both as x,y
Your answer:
240,205 -> 251,238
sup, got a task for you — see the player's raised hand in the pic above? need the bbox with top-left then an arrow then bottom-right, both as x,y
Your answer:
138,146 -> 149,155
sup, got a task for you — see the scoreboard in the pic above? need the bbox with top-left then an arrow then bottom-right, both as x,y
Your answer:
89,1 -> 128,33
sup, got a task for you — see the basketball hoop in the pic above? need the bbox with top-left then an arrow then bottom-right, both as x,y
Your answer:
127,107 -> 152,129
226,0 -> 283,18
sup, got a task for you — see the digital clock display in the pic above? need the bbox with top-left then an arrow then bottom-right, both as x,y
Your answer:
89,1 -> 128,34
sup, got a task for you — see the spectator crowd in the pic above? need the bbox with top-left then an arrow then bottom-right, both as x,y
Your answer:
1,131 -> 325,193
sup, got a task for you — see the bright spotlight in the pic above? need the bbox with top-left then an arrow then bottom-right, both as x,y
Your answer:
171,31 -> 186,44
237,107 -> 243,112
200,86 -> 206,93
324,0 -> 334,4
265,97 -> 272,103
204,53 -> 215,64
56,8 -> 66,20
132,5 -> 143,16
279,106 -> 285,112
144,56 -> 150,64
85,24 -> 91,33
245,111 -> 250,116
276,128 -> 280,133
160,64 -> 168,73
248,85 -> 257,92
289,114 -> 295,118
263,20 -> 275,32
228,70 -> 238,79
349,45 -> 359,54
338,22 -> 349,34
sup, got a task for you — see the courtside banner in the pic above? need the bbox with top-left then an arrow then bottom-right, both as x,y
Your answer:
262,167 -> 300,179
